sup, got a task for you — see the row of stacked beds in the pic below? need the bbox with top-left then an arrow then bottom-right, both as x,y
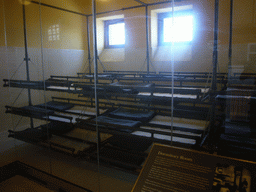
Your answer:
3,71 -> 228,173
216,73 -> 256,161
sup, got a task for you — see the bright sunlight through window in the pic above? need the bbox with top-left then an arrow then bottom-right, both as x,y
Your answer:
163,15 -> 193,43
109,23 -> 125,46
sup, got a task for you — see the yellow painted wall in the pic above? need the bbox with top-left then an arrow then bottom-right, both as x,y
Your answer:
41,0 -> 91,14
1,0 -> 87,50
41,6 -> 87,50
233,0 -> 256,44
0,0 -> 6,46
3,0 -> 24,47
2,0 -> 256,56
2,0 -> 256,47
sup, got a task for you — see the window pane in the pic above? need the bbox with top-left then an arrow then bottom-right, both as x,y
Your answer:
109,23 -> 125,45
164,15 -> 193,43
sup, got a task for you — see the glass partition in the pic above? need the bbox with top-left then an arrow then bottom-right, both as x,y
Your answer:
1,0 -> 53,169
1,0 -> 255,191
219,0 -> 256,161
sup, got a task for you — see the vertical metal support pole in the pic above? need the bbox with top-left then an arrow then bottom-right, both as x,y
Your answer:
22,4 -> 33,128
170,0 -> 175,146
226,0 -> 233,121
87,16 -> 92,75
145,5 -> 150,74
228,0 -> 233,82
87,16 -> 93,105
92,1 -> 99,116
212,0 -> 219,93
92,0 -> 101,155
209,0 -> 219,145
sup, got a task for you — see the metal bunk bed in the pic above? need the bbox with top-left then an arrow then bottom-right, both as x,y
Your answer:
5,70 -> 218,171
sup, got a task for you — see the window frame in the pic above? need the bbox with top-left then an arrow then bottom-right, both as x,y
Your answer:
104,18 -> 125,49
158,9 -> 193,46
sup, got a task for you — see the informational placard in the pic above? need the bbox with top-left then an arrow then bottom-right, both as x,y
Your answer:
132,144 -> 256,192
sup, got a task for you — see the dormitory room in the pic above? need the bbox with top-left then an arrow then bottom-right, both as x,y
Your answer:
1,0 -> 256,191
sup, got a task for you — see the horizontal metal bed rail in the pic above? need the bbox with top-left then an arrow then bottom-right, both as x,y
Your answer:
76,120 -> 197,148
8,132 -> 76,155
5,105 -> 73,123
78,119 -> 202,140
103,70 -> 156,74
233,72 -> 256,77
50,97 -> 211,119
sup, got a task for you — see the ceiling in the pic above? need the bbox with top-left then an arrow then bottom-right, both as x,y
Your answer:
35,0 -> 176,15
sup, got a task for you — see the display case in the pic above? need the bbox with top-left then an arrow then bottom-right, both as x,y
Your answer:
1,0 -> 255,191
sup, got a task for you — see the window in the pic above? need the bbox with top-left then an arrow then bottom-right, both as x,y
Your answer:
158,10 -> 193,46
48,24 -> 60,41
104,19 -> 125,48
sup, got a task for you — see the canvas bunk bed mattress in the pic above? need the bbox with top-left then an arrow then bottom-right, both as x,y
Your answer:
149,115 -> 209,131
117,74 -> 143,79
9,126 -> 112,144
136,126 -> 202,138
8,105 -> 93,124
108,82 -> 153,89
63,128 -> 112,143
7,127 -> 85,155
5,106 -> 73,123
20,106 -> 55,116
131,131 -> 196,145
46,86 -> 80,91
108,108 -> 155,122
35,101 -> 107,123
40,135 -> 93,155
8,125 -> 112,155
8,128 -> 48,143
85,74 -> 114,78
7,102 -> 73,123
105,82 -> 154,94
65,106 -> 107,116
8,121 -> 74,142
47,112 -> 89,123
44,79 -> 82,91
40,122 -> 111,142
90,116 -> 141,133
35,101 -> 75,111
130,125 -> 201,145
157,87 -> 209,94
137,92 -> 198,99
161,75 -> 211,81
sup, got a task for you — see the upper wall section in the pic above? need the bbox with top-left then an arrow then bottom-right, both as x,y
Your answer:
2,0 -> 256,48
1,0 -> 256,72
0,0 -> 6,46
1,0 -> 88,50
40,0 -> 91,14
